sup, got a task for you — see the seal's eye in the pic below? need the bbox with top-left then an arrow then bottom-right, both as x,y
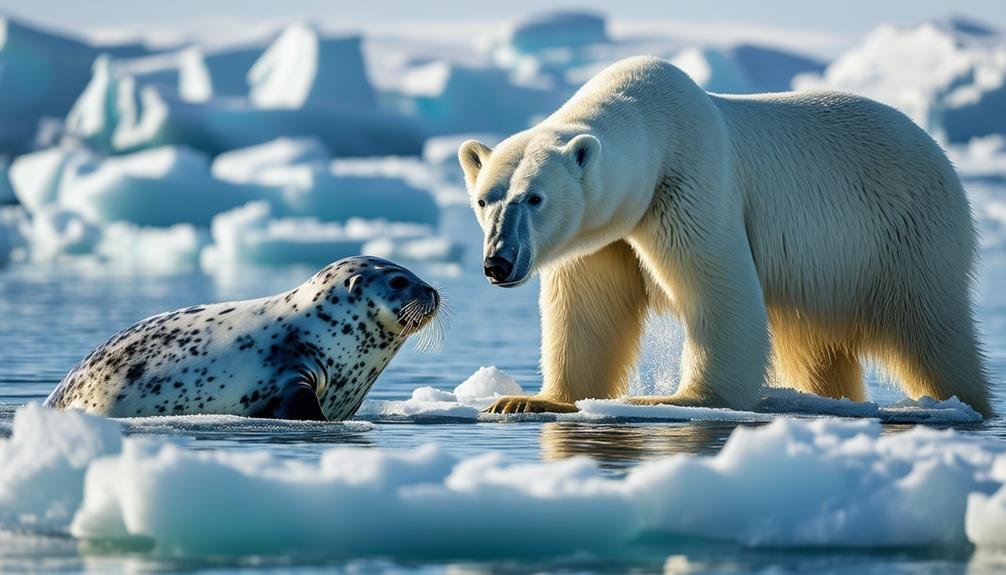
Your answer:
528,193 -> 542,206
477,199 -> 486,208
389,275 -> 410,291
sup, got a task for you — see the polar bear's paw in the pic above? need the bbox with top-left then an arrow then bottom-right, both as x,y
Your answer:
482,395 -> 578,414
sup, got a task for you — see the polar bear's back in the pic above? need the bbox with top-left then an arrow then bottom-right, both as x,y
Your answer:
713,90 -> 976,319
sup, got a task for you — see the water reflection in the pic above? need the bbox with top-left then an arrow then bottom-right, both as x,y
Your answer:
538,421 -> 752,470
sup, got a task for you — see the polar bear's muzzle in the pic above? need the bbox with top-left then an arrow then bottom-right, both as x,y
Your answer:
483,206 -> 533,287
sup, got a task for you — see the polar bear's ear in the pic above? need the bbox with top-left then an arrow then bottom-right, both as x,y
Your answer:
458,140 -> 493,187
564,134 -> 601,173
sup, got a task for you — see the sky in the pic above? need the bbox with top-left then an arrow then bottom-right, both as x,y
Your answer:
2,0 -> 1005,57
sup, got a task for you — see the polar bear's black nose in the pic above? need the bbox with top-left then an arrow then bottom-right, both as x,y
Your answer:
483,256 -> 513,283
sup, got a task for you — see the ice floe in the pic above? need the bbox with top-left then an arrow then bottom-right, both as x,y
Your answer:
358,367 -> 984,425
0,404 -> 121,533
1,403 -> 1005,556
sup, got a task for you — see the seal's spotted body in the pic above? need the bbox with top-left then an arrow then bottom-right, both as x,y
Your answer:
45,257 -> 440,421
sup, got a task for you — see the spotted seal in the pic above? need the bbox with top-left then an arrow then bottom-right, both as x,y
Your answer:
44,256 -> 442,421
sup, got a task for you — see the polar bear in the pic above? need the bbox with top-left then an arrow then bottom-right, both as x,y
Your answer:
459,56 -> 992,416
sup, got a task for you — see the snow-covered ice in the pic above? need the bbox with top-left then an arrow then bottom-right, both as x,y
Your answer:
357,366 -> 984,425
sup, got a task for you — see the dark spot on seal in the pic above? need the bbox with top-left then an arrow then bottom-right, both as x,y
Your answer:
125,362 -> 146,383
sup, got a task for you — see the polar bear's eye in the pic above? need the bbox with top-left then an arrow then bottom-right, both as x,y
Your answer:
477,199 -> 486,208
528,194 -> 543,206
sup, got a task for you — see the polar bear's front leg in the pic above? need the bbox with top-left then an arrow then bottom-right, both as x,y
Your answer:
482,241 -> 648,414
628,225 -> 770,411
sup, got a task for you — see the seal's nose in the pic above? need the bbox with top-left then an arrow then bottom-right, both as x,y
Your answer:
483,256 -> 513,283
425,286 -> 439,307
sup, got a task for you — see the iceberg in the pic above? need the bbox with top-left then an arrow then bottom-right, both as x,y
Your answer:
87,85 -> 424,156
24,206 -> 102,261
211,137 -> 329,183
671,44 -> 825,94
261,165 -> 440,226
795,17 -> 1006,142
0,17 -> 100,154
497,11 -> 608,55
8,147 -> 85,213
248,23 -> 376,110
201,201 -> 457,270
63,23 -> 421,157
488,11 -> 609,77
93,222 -> 208,274
58,146 -> 261,227
399,61 -> 563,134
64,43 -> 266,152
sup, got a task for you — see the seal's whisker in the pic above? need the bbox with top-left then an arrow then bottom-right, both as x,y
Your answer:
409,293 -> 452,354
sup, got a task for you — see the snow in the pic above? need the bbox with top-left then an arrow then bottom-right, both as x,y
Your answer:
454,366 -> 524,401
359,366 -> 524,419
248,24 -> 376,110
1,403 -> 1005,556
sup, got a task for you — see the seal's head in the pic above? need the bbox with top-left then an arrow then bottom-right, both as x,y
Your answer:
309,256 -> 443,340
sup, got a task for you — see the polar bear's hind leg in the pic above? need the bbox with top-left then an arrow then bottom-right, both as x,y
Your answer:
875,294 -> 992,416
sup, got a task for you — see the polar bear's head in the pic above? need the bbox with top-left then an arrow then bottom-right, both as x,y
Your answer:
458,132 -> 601,287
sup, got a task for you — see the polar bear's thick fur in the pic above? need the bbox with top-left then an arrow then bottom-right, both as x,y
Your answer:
460,56 -> 992,416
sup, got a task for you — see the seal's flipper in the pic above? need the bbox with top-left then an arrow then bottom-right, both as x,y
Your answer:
272,383 -> 327,421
